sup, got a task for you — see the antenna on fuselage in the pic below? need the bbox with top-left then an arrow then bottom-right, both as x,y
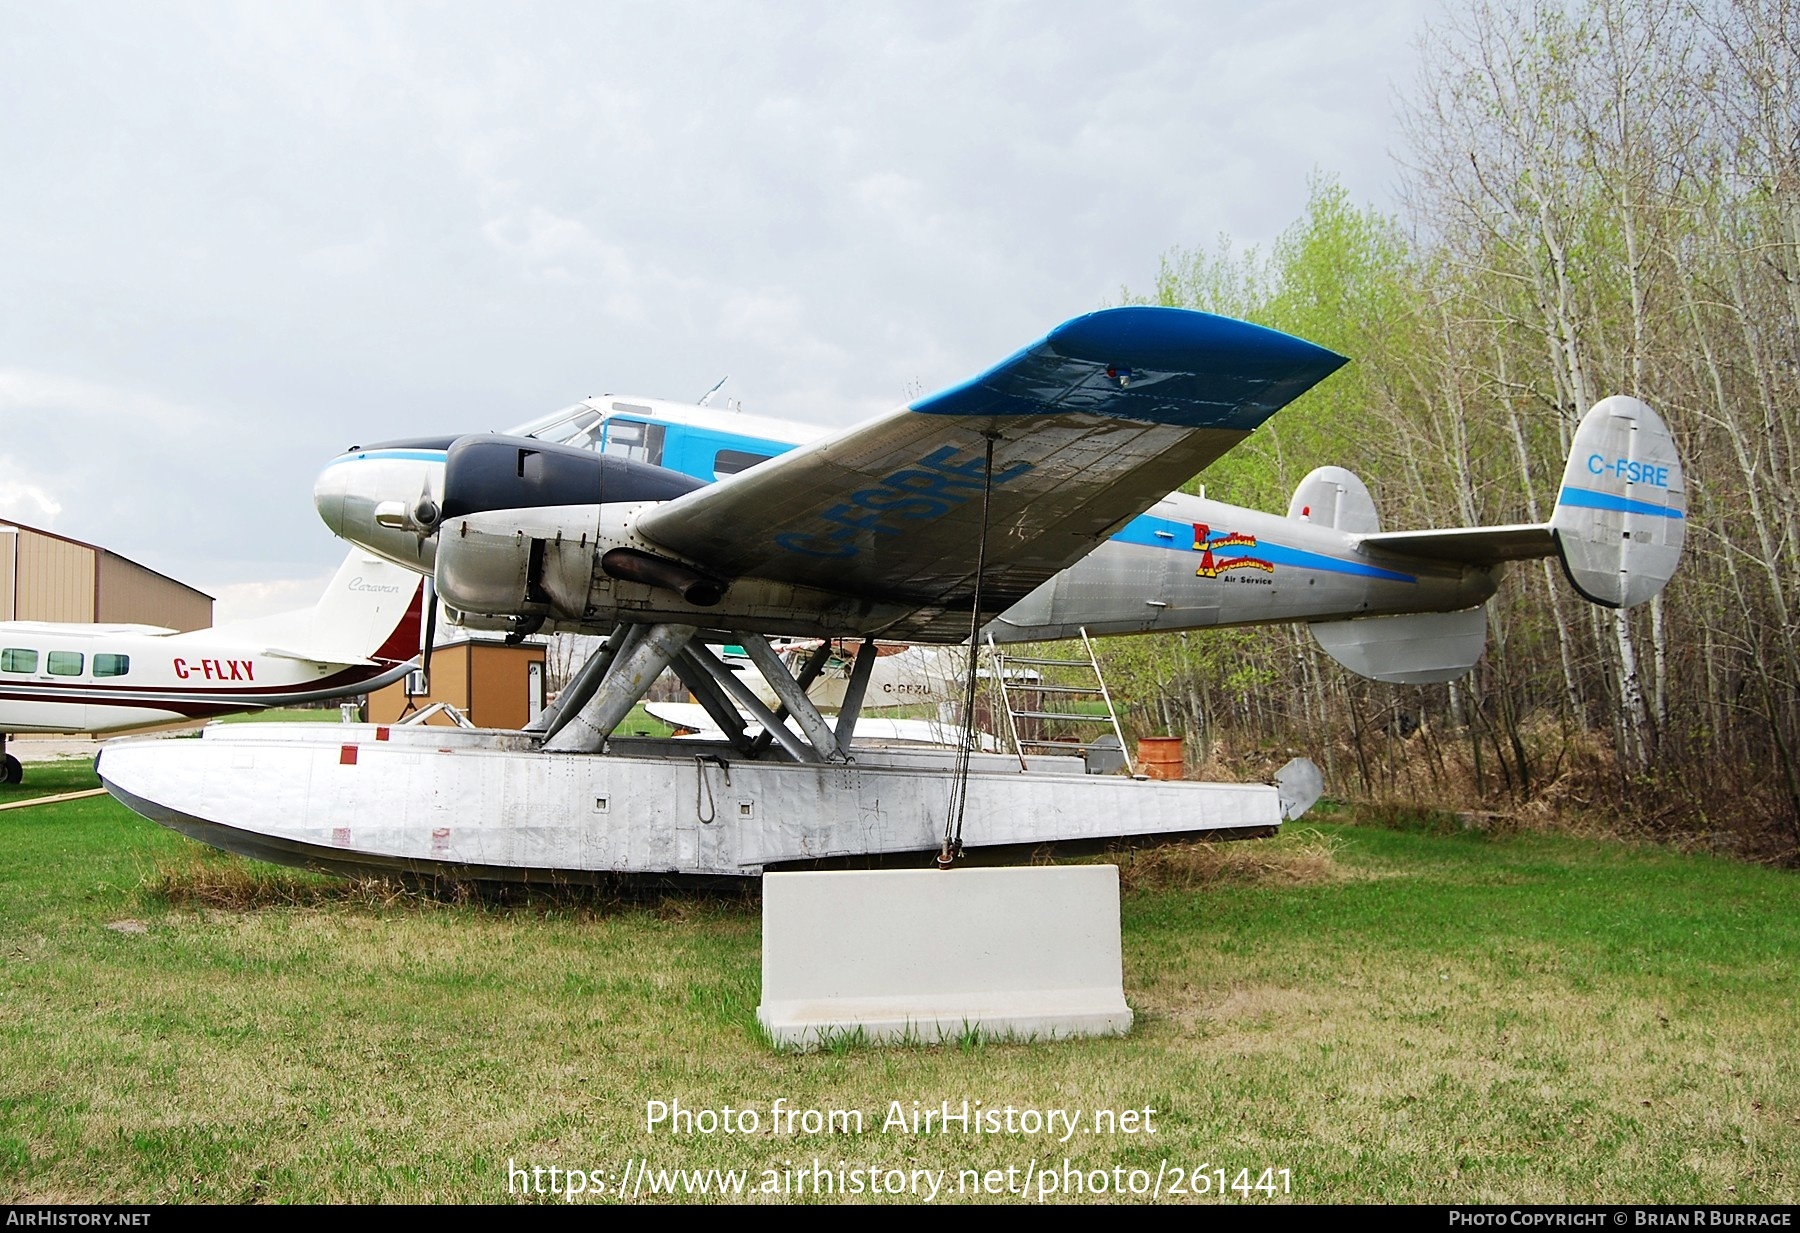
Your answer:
697,376 -> 729,407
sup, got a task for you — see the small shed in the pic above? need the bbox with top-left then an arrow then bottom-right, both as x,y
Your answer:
366,635 -> 547,730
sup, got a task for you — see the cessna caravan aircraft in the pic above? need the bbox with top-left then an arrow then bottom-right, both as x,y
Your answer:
96,306 -> 1685,879
0,550 -> 422,783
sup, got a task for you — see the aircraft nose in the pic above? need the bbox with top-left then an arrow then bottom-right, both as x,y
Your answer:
314,458 -> 349,539
312,446 -> 446,574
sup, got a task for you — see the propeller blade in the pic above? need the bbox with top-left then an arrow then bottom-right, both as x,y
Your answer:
421,575 -> 438,685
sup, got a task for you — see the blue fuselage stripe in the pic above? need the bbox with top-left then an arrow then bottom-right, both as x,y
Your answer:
1557,486 -> 1684,519
1111,515 -> 1416,582
328,449 -> 450,467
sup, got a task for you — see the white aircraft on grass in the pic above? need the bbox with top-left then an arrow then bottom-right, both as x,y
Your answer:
95,307 -> 1687,879
0,551 -> 423,784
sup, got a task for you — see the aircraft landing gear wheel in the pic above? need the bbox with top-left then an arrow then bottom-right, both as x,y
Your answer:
0,754 -> 21,785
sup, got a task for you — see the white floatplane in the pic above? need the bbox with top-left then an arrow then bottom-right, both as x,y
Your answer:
97,307 -> 1685,879
1,550 -> 422,783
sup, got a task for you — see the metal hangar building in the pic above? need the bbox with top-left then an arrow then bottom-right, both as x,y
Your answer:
0,519 -> 212,631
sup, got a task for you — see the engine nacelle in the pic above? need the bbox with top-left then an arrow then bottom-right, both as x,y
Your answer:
433,501 -> 912,638
435,503 -> 614,621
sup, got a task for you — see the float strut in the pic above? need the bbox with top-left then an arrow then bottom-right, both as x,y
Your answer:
681,643 -> 822,764
741,635 -> 845,762
543,623 -> 696,754
834,638 -> 878,748
529,622 -> 633,738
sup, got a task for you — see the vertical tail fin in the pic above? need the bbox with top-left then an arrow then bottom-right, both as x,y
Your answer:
1293,466 -> 1492,684
1288,465 -> 1381,532
1551,396 -> 1687,608
292,551 -> 425,665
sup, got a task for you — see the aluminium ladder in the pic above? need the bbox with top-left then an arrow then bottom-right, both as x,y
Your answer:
985,628 -> 1133,774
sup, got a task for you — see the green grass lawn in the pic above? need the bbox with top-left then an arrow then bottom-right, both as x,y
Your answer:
1,782 -> 1795,1204
0,758 -> 105,805
215,708 -> 353,724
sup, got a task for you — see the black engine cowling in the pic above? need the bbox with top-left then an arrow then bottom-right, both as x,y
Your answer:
440,434 -> 704,520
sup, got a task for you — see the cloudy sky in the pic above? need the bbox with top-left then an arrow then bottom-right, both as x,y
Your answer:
1,0 -> 1437,621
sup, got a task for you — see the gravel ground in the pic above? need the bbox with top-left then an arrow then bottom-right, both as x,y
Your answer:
9,729 -> 199,762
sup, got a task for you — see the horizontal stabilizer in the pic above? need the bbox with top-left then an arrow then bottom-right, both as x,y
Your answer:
1358,524 -> 1556,566
1295,467 -> 1556,565
1339,397 -> 1683,612
258,646 -> 366,664
1310,606 -> 1488,684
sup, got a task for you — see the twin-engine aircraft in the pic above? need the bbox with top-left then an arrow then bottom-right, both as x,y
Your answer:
314,306 -> 1683,694
95,306 -> 1686,880
0,550 -> 422,783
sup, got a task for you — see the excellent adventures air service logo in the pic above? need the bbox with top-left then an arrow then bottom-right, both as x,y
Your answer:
1192,523 -> 1274,579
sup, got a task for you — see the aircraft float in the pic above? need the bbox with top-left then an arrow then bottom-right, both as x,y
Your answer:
0,550 -> 422,783
96,307 -> 1685,879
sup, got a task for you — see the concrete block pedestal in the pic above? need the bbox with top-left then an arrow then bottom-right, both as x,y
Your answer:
757,865 -> 1132,1049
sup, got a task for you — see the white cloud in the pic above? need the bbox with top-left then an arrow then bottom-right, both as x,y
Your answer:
0,471 -> 63,528
299,229 -> 390,278
479,206 -> 639,286
0,0 -> 1441,601
0,368 -> 214,433
206,569 -> 339,626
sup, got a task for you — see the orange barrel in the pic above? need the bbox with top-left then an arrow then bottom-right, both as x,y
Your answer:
1136,736 -> 1184,780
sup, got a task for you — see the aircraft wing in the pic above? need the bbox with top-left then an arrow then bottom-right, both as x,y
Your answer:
635,307 -> 1346,640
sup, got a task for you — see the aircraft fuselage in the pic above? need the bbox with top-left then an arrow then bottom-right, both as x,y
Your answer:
315,397 -> 1496,643
0,623 -> 412,734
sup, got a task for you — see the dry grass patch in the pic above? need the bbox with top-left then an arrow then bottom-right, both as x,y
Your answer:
1115,828 -> 1344,892
145,852 -> 426,912
142,849 -> 761,920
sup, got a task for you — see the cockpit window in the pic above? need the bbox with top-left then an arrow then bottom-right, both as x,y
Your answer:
0,648 -> 36,673
505,403 -> 604,445
95,654 -> 130,678
535,410 -> 604,449
506,401 -> 679,467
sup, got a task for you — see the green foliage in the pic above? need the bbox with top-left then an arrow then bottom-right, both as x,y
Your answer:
1142,177 -> 1421,511
1351,802 -> 1470,838
1110,1 -> 1800,851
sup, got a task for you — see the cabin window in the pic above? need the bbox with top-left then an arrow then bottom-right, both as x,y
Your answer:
94,654 -> 130,678
714,448 -> 774,477
47,651 -> 83,676
0,648 -> 36,673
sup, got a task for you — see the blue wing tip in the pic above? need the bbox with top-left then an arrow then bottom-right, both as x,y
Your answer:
909,306 -> 1348,424
1048,306 -> 1347,372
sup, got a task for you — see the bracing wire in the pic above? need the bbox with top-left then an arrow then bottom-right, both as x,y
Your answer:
940,434 -> 998,869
